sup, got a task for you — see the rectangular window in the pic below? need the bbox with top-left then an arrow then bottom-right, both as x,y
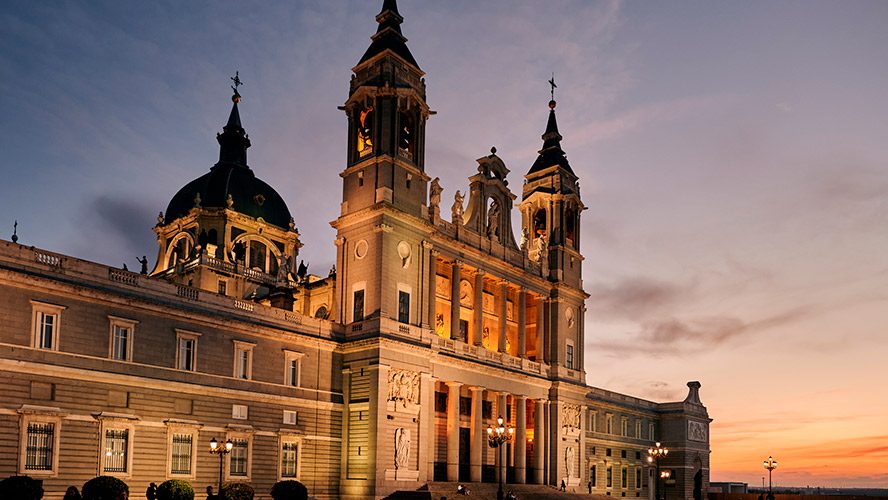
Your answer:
459,396 -> 471,416
25,422 -> 54,471
37,313 -> 56,349
591,465 -> 597,487
458,319 -> 468,343
112,326 -> 129,360
232,405 -> 248,420
283,410 -> 298,425
284,350 -> 304,387
353,289 -> 365,322
398,290 -> 410,323
622,417 -> 629,437
636,468 -> 642,489
281,441 -> 298,478
31,301 -> 65,351
606,414 -> 613,434
606,448 -> 612,457
607,465 -> 613,488
233,341 -> 254,380
621,466 -> 628,489
622,450 -> 627,458
566,343 -> 574,369
103,429 -> 129,473
482,400 -> 493,420
636,420 -> 642,439
649,423 -> 656,441
230,439 -> 248,476
218,280 -> 227,296
589,411 -> 597,432
176,329 -> 201,372
171,434 -> 193,475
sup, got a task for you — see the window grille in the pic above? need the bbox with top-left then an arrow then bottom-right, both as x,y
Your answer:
104,429 -> 128,473
25,422 -> 54,470
171,434 -> 192,474
281,442 -> 298,477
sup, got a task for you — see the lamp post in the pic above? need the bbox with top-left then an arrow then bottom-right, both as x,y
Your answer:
763,456 -> 777,500
209,437 -> 233,496
487,415 -> 514,500
648,442 -> 668,500
660,471 -> 671,500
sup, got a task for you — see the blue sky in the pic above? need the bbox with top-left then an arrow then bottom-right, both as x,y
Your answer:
2,0 -> 887,487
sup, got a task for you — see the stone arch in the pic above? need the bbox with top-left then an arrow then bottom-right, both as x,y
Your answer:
231,233 -> 284,275
164,232 -> 195,270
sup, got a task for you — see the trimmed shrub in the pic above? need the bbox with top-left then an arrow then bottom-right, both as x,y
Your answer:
0,475 -> 44,500
82,476 -> 129,500
270,481 -> 307,500
220,483 -> 253,500
156,480 -> 194,500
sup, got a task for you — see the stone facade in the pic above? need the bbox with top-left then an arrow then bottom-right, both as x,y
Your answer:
0,2 -> 710,500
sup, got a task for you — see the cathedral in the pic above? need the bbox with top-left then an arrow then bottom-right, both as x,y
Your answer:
0,2 -> 710,500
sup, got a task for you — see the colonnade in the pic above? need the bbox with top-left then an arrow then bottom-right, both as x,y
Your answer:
439,382 -> 550,485
429,256 -> 547,362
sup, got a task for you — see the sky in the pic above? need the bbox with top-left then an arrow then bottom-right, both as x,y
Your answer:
2,0 -> 887,489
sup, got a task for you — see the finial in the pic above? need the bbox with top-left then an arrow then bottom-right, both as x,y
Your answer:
194,192 -> 202,208
11,220 -> 18,243
548,73 -> 557,109
490,146 -> 497,155
226,194 -> 234,208
157,211 -> 164,224
230,71 -> 243,103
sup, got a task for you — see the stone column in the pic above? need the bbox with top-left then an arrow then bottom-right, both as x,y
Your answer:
517,287 -> 527,358
536,296 -> 546,362
515,395 -> 527,484
451,260 -> 461,341
469,386 -> 484,482
427,247 -> 437,331
498,280 -> 508,353
447,382 -> 462,481
497,393 -> 508,485
472,269 -> 484,346
533,399 -> 545,484
418,374 -> 434,483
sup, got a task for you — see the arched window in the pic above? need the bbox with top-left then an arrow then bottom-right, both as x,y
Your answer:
565,207 -> 576,244
398,110 -> 415,157
533,209 -> 547,238
357,105 -> 374,158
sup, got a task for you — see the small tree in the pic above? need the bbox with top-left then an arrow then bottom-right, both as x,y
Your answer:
82,476 -> 129,500
0,475 -> 44,500
270,481 -> 307,500
220,483 -> 253,500
156,480 -> 194,500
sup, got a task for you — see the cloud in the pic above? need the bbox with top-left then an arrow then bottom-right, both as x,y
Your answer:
590,307 -> 809,358
75,193 -> 157,267
587,276 -> 695,320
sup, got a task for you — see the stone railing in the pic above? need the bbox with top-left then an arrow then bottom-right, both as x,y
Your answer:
432,335 -> 548,376
108,268 -> 139,286
34,250 -> 64,268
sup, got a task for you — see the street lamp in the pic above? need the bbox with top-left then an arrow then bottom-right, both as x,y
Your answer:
648,442 -> 668,500
209,437 -> 233,496
763,456 -> 777,500
487,415 -> 514,500
660,471 -> 671,500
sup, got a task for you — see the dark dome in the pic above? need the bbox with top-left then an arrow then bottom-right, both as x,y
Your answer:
164,163 -> 292,229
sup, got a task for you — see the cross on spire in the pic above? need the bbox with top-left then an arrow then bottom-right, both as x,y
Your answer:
548,73 -> 557,101
230,71 -> 243,102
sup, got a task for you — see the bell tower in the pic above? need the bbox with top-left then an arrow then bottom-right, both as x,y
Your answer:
519,88 -> 584,289
340,0 -> 433,218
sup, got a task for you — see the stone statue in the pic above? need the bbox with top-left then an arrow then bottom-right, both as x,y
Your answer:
565,446 -> 576,478
157,212 -> 164,225
395,428 -> 411,469
486,200 -> 500,241
520,227 -> 528,251
451,190 -> 464,223
429,177 -> 442,209
137,256 -> 149,274
562,403 -> 581,434
276,253 -> 291,282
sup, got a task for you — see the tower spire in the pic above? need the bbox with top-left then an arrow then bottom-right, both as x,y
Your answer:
217,72 -> 251,167
358,0 -> 419,69
528,77 -> 573,175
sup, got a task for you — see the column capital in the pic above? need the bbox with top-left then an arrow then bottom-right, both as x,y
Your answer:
499,279 -> 510,287
445,381 -> 463,388
453,259 -> 463,267
468,386 -> 486,393
422,240 -> 434,249
475,268 -> 486,277
334,237 -> 345,246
